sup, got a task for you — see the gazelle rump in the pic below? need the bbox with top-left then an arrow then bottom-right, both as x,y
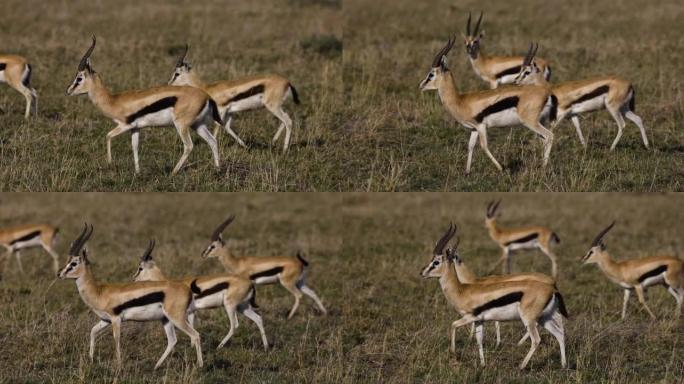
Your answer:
201,215 -> 327,319
462,12 -> 551,89
485,200 -> 560,278
0,54 -> 37,118
169,45 -> 300,152
514,43 -> 649,150
133,239 -> 269,350
419,37 -> 556,174
0,223 -> 60,277
65,36 -> 222,175
582,222 -> 683,319
421,224 -> 567,369
57,224 -> 203,370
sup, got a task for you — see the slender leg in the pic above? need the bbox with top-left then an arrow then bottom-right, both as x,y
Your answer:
570,116 -> 586,147
634,285 -> 656,319
621,289 -> 631,319
522,119 -> 554,166
89,320 -> 111,361
465,130 -> 479,175
494,321 -> 501,348
268,107 -> 293,152
242,306 -> 269,350
106,125 -> 129,164
188,312 -> 196,328
171,125 -> 194,175
154,320 -> 178,370
607,107 -> 626,151
300,284 -> 327,314
542,317 -> 567,368
475,322 -> 485,366
538,245 -> 558,279
42,243 -> 60,273
475,125 -> 503,171
503,248 -> 511,275
519,321 -> 540,370
282,281 -> 304,319
272,123 -> 285,143
222,115 -> 247,148
217,303 -> 238,349
469,323 -> 475,340
131,129 -> 140,174
15,250 -> 24,274
111,318 -> 123,368
167,317 -> 203,368
624,111 -> 649,149
195,124 -> 220,169
450,315 -> 476,354
517,331 -> 530,346
667,287 -> 682,318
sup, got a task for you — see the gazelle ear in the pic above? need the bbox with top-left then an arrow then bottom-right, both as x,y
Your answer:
479,30 -> 485,39
81,248 -> 90,264
440,55 -> 448,69
218,234 -> 225,245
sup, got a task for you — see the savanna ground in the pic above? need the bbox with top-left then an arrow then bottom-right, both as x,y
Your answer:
0,0 -> 342,191
0,193 -> 343,383
342,193 -> 684,383
343,0 -> 683,191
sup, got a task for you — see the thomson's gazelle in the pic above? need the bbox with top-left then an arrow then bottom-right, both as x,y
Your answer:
0,223 -> 60,277
0,54 -> 37,118
421,224 -> 568,369
201,215 -> 327,319
582,222 -> 683,319
514,43 -> 649,150
57,224 -> 203,369
420,37 -> 556,174
462,12 -> 551,89
169,45 -> 300,152
66,37 -> 222,175
485,200 -> 560,278
133,239 -> 269,350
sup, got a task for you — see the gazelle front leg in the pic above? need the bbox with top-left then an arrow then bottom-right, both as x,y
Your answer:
111,317 -> 123,368
475,124 -> 503,171
89,320 -> 111,361
14,250 -> 24,274
131,129 -> 141,174
569,116 -> 586,147
450,314 -> 476,354
465,130 -> 479,175
621,289 -> 631,319
106,124 -> 130,165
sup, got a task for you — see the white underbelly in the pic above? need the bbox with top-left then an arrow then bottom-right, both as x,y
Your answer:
508,239 -> 539,251
569,96 -> 605,114
478,303 -> 520,321
193,292 -> 224,309
131,108 -> 175,128
497,74 -> 517,86
120,303 -> 165,322
11,236 -> 43,251
641,274 -> 665,288
484,108 -> 520,128
254,275 -> 280,285
227,95 -> 264,113
0,71 -> 5,83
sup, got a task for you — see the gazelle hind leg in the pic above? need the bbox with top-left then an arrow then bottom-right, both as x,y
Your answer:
570,116 -> 586,147
14,251 -> 24,274
221,115 -> 247,148
42,243 -> 60,273
154,320 -> 178,370
217,303 -> 239,349
523,120 -> 554,166
667,287 -> 682,318
241,306 -> 269,350
171,124 -> 194,175
538,245 -> 558,279
542,316 -> 567,368
519,321 -> 541,370
167,315 -> 203,367
607,107 -> 626,151
465,130 -> 478,175
634,285 -> 656,319
622,289 -> 631,319
494,321 -> 501,348
300,284 -> 327,314
267,106 -> 293,152
282,279 -> 304,319
195,124 -> 220,168
624,111 -> 649,149
131,129 -> 141,174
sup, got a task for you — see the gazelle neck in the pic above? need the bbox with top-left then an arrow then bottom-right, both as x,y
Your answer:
486,219 -> 500,239
216,247 -> 240,271
186,71 -> 207,89
454,261 -> 477,283
75,266 -> 101,308
88,75 -> 116,117
595,251 -> 624,282
440,259 -> 463,293
438,70 -> 463,118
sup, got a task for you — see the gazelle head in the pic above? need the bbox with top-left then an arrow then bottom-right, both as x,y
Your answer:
58,224 -> 93,279
421,223 -> 457,278
463,11 -> 484,59
133,239 -> 160,281
419,36 -> 455,91
514,43 -> 543,86
66,36 -> 97,96
485,200 -> 501,227
168,44 -> 194,86
201,215 -> 235,259
582,221 -> 615,264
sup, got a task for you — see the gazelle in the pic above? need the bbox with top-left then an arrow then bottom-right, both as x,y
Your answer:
66,36 -> 222,175
514,43 -> 649,150
169,45 -> 300,152
582,222 -> 683,319
0,223 -> 60,277
485,200 -> 560,279
133,239 -> 269,350
462,12 -> 551,89
446,243 -> 556,347
421,223 -> 568,369
419,37 -> 556,174
57,224 -> 203,370
0,54 -> 37,118
201,215 -> 327,319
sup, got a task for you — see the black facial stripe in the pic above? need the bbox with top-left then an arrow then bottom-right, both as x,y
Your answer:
474,96 -> 520,123
125,96 -> 178,124
9,230 -> 41,246
250,266 -> 284,280
195,282 -> 229,299
495,65 -> 522,79
473,292 -> 523,316
227,84 -> 265,105
638,265 -> 668,283
113,291 -> 165,315
570,85 -> 609,106
0,63 -> 6,71
504,233 -> 539,246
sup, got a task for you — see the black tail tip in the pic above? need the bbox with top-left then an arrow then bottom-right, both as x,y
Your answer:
249,286 -> 259,308
296,252 -> 309,267
555,292 -> 569,318
190,279 -> 202,295
289,84 -> 301,105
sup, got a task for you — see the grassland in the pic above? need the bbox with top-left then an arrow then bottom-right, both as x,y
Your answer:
0,193 -> 343,383
343,0 -> 683,191
0,0 -> 341,191
341,193 -> 683,383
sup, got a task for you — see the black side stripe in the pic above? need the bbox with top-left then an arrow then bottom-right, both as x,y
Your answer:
638,265 -> 668,283
0,63 -> 6,71
125,96 -> 178,124
504,233 -> 539,246
9,230 -> 41,245
195,282 -> 229,299
250,266 -> 284,280
113,292 -> 165,315
569,85 -> 609,106
228,84 -> 265,104
494,65 -> 522,79
474,96 -> 519,123
473,292 -> 523,316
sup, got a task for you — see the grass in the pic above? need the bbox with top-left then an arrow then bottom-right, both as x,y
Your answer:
342,0 -> 683,191
340,193 -> 684,383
